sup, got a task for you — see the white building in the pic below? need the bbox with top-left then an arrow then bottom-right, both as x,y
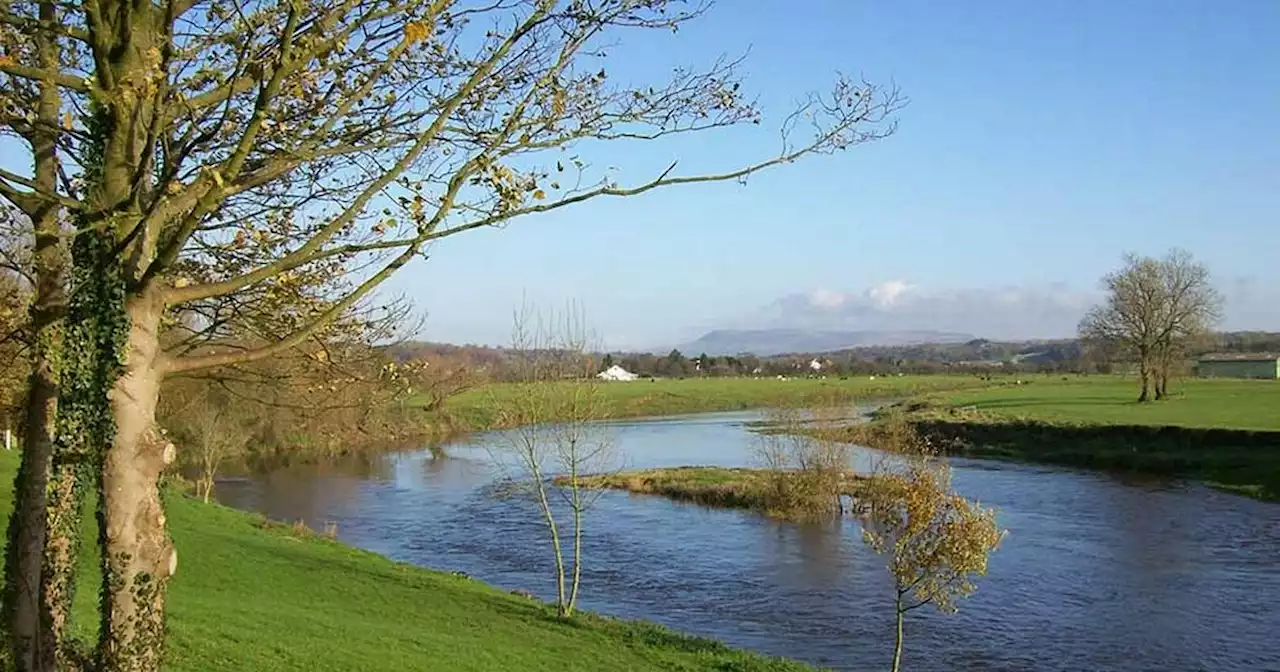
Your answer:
597,365 -> 639,381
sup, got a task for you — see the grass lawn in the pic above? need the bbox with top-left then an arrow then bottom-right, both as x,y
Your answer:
835,375 -> 1280,501
938,376 -> 1280,431
437,374 -> 994,433
0,451 -> 814,671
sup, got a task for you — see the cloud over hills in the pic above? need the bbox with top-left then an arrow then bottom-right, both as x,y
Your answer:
745,281 -> 1097,341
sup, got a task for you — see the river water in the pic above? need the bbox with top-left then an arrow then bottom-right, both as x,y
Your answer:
215,411 -> 1280,671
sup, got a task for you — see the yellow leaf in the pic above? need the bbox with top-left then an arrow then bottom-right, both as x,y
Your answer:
173,277 -> 191,289
404,21 -> 431,44
532,189 -> 546,200
62,112 -> 73,130
0,55 -> 13,68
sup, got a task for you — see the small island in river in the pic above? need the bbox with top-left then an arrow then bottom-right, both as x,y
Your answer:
556,466 -> 871,520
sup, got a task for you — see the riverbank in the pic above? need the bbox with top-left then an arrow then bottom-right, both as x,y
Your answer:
561,466 -> 867,519
244,376 -> 998,467
0,452 -> 813,670
820,378 -> 1280,501
939,376 -> 1280,430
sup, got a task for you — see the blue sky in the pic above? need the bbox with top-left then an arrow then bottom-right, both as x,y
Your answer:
388,0 -> 1280,348
6,2 -> 1274,349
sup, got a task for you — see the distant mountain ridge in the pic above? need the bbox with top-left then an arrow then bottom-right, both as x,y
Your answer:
674,329 -> 976,356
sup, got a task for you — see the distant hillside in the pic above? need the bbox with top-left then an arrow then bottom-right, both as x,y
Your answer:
676,329 -> 975,356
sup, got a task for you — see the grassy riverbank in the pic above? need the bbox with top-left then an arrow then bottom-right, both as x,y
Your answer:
0,452 -> 813,671
434,374 -> 994,435
828,377 -> 1280,500
941,377 -> 1280,430
562,467 -> 866,519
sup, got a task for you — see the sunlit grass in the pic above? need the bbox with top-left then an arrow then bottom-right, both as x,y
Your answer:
938,376 -> 1280,430
835,376 -> 1280,501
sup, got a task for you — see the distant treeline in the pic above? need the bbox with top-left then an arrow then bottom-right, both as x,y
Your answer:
387,331 -> 1280,380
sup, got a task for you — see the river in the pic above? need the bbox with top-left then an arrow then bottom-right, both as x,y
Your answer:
215,411 -> 1280,671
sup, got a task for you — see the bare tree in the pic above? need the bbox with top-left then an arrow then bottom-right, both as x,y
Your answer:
1152,249 -> 1222,399
1079,254 -> 1163,402
164,391 -> 251,503
1079,250 -> 1221,402
753,404 -> 853,520
0,1 -> 900,665
489,303 -> 616,618
860,449 -> 1005,672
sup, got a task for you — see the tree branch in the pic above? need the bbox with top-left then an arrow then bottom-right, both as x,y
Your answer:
167,243 -> 422,374
0,170 -> 80,211
0,61 -> 89,92
162,3 -> 552,306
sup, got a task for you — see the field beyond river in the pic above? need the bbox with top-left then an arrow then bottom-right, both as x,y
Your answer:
434,374 -> 993,433
815,376 -> 1280,500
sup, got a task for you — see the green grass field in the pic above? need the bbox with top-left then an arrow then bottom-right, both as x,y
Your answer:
0,452 -> 813,671
937,376 -> 1280,431
842,375 -> 1280,500
436,374 -> 993,433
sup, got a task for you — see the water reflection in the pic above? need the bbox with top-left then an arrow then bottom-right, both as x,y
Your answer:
215,411 -> 1280,671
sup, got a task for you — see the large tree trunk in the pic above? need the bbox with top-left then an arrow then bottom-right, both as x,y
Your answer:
4,242 -> 65,670
4,345 -> 58,670
1138,359 -> 1151,403
37,225 -> 128,670
3,2 -> 66,665
98,290 -> 174,672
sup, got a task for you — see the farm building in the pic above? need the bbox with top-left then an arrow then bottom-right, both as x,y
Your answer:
597,365 -> 639,381
1195,354 -> 1280,379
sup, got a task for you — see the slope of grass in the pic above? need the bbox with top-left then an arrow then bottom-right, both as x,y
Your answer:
436,375 -> 993,433
939,376 -> 1280,430
0,451 -> 815,671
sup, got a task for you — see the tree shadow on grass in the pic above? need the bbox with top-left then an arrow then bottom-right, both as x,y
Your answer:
972,396 -> 1142,410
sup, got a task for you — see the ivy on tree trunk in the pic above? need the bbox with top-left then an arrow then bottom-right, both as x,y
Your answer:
38,108 -> 130,670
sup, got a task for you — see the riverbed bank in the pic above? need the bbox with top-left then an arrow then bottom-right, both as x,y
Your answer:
822,396 -> 1280,501
0,451 -> 813,671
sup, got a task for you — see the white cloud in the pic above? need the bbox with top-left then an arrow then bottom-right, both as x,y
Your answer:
868,280 -> 913,308
749,282 -> 1099,340
740,277 -> 1280,342
808,288 -> 848,309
